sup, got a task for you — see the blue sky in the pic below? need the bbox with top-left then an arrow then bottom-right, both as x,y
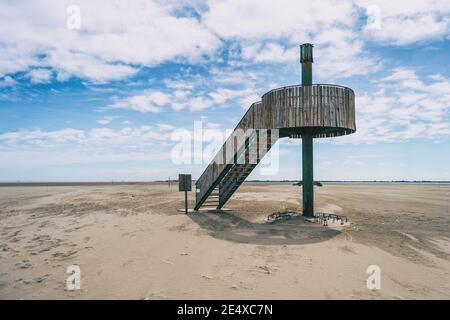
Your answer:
0,0 -> 449,181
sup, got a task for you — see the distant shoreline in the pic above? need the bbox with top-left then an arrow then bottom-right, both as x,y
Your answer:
0,180 -> 449,187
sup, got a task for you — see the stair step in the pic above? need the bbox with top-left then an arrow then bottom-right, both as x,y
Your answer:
228,168 -> 253,171
228,173 -> 252,176
223,174 -> 248,180
221,185 -> 241,196
195,128 -> 279,210
223,174 -> 249,181
224,174 -> 251,179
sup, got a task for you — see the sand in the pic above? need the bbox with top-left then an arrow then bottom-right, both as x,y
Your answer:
0,182 -> 449,299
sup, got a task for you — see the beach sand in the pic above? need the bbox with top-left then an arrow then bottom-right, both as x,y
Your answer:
0,182 -> 449,299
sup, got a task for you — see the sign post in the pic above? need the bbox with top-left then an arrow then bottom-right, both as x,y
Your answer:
178,174 -> 192,214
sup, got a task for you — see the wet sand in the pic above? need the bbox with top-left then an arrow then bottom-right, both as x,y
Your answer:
0,182 -> 449,299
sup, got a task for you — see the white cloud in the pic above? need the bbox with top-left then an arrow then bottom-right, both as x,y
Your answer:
0,122 -> 225,172
237,94 -> 261,109
0,0 -> 219,82
204,0 -> 448,79
0,0 -> 448,86
164,79 -> 195,91
367,15 -> 449,45
357,0 -> 450,45
0,124 -> 175,149
205,1 -> 380,79
242,43 -> 297,63
0,150 -> 170,167
96,119 -> 110,125
209,88 -> 256,105
313,28 -> 380,79
204,0 -> 355,39
25,68 -> 52,84
210,68 -> 258,85
429,73 -> 445,81
107,91 -> 172,113
107,84 -> 262,113
48,51 -> 138,83
340,67 -> 450,143
0,128 -> 85,144
0,76 -> 17,87
185,96 -> 214,112
237,33 -> 379,81
96,116 -> 118,125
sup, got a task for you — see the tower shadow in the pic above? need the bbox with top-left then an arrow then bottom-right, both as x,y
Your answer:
187,209 -> 341,245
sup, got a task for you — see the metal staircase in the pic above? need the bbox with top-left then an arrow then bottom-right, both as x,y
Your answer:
195,127 -> 278,210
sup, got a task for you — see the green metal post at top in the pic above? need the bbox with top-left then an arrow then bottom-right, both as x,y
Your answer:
300,43 -> 313,86
300,43 -> 314,217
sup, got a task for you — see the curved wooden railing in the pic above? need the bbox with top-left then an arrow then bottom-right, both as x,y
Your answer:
259,84 -> 355,137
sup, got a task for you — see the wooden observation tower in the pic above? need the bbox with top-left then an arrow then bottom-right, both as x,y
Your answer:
194,44 -> 356,216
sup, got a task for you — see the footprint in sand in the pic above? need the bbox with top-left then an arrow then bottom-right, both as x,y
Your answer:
51,250 -> 78,260
230,281 -> 253,290
7,230 -> 21,240
15,260 -> 32,269
33,274 -> 49,283
248,264 -> 278,275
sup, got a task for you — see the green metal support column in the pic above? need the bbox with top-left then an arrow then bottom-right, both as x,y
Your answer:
302,131 -> 314,217
300,43 -> 314,217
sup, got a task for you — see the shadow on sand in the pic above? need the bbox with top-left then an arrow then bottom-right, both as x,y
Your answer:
187,209 -> 341,245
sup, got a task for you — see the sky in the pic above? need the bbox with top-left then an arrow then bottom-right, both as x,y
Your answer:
0,0 -> 449,182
